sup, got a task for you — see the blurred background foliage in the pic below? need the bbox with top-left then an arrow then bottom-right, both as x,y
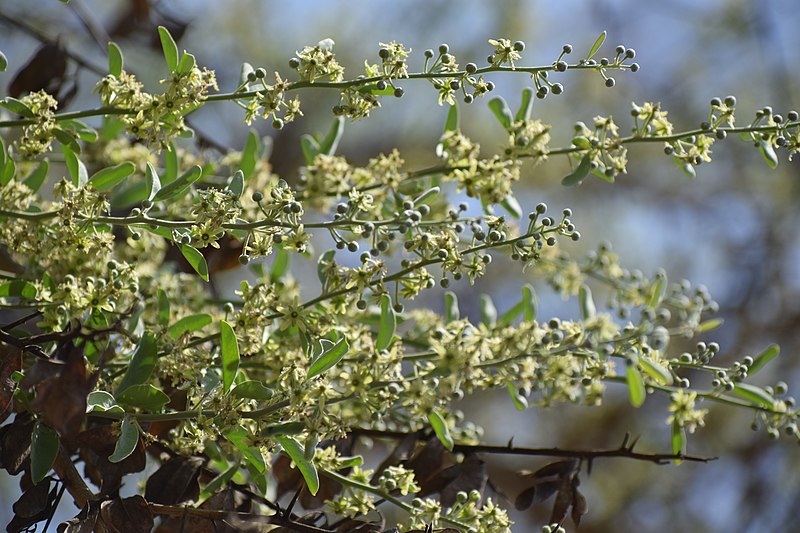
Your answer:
1,0 -> 799,530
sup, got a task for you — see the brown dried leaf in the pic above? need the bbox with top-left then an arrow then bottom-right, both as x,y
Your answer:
0,342 -> 22,424
548,479 -> 573,526
524,458 -> 578,480
145,455 -> 203,505
31,348 -> 91,442
440,454 -> 487,507
9,41 -> 68,100
98,496 -> 153,533
0,412 -> 34,474
372,432 -> 418,481
514,485 -> 537,511
8,479 -> 56,531
57,503 -> 99,533
571,488 -> 588,527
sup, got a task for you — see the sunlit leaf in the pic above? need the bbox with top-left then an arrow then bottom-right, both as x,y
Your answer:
578,284 -> 596,320
167,313 -> 212,338
178,243 -> 209,282
158,26 -> 179,72
586,31 -> 607,60
62,144 -> 87,187
240,129 -> 259,180
561,155 -> 591,187
522,284 -> 537,321
152,165 -> 202,202
220,320 -> 240,393
276,436 -> 320,496
145,162 -> 161,201
376,294 -> 396,351
445,291 -> 459,323
428,409 -> 454,451
22,159 -> 48,193
731,383 -> 775,408
108,41 -> 123,77
515,87 -> 534,122
444,104 -> 459,132
109,416 -> 139,463
639,356 -> 674,385
488,96 -> 513,129
117,332 -> 158,396
671,421 -> 686,463
748,343 -> 780,376
626,363 -> 646,407
758,140 -> 778,169
226,170 -> 244,199
480,294 -> 497,327
117,384 -> 170,411
230,380 -> 274,400
507,382 -> 528,411
88,161 -> 135,192
307,336 -> 349,379
319,116 -> 345,155
696,318 -> 723,332
225,426 -> 266,473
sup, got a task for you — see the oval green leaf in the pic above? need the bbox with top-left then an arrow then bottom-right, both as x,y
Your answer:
487,96 -> 513,129
562,154 -> 591,187
428,409 -> 454,451
515,87 -> 534,122
109,415 -> 139,463
220,320 -> 240,393
731,383 -> 775,408
178,243 -> 209,282
89,161 -> 135,192
240,130 -> 259,180
639,356 -> 674,385
307,336 -> 349,379
626,363 -> 646,407
145,162 -> 161,201
0,280 -> 38,299
319,116 -> 345,156
758,140 -> 778,169
0,51 -> 7,72
230,380 -> 274,400
748,343 -> 780,376
376,294 -> 397,351
157,25 -> 179,72
444,291 -> 459,323
276,436 -> 320,496
116,332 -> 157,396
117,383 -> 170,411
62,144 -> 87,187
87,391 -> 123,413
522,284 -> 537,321
226,170 -> 244,199
152,165 -> 202,202
167,313 -> 212,338
480,294 -> 497,327
22,159 -> 48,193
108,41 -> 123,77
579,284 -> 596,320
31,422 -> 59,483
587,31 -> 607,60
177,51 -> 196,75
444,104 -> 459,132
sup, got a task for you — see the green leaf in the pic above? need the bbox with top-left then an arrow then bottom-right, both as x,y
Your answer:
31,422 -> 59,483
414,186 -> 440,205
487,96 -> 513,129
87,391 -> 124,413
109,416 -> 139,463
152,165 -> 202,202
53,127 -> 80,153
307,336 -> 349,379
62,144 -> 87,187
748,343 -> 780,376
758,140 -> 778,169
0,97 -> 34,117
176,51 -> 196,75
0,280 -> 38,299
116,332 -> 158,396
480,294 -> 497,327
167,313 -> 212,338
515,87 -> 534,122
163,142 -> 178,184
158,26 -> 179,72
639,356 -> 674,385
276,436 -> 320,496
696,318 -> 724,332
586,31 -> 607,60
110,180 -> 148,208
0,51 -> 7,72
731,383 -> 775,408
240,130 -> 259,180
500,193 -> 522,218
145,162 -> 161,201
647,272 -> 667,309
230,380 -> 274,400
578,284 -> 596,321
677,159 -> 696,179
1,156 -> 14,186
178,244 -> 209,282
317,249 -> 336,287
271,246 -> 289,282
522,284 -> 537,321
497,299 -> 524,327
626,363 -> 646,407
671,421 -> 686,462
60,119 -> 98,142
117,384 -> 170,411
428,409 -> 454,451
108,42 -> 123,77
561,155 -> 591,187
225,426 -> 266,473
22,159 -> 48,193
220,320 -> 240,393
226,170 -> 244,199
376,294 -> 396,351
239,62 -> 255,87
507,382 -> 528,411
262,421 -> 305,437
444,291 -> 459,323
319,116 -> 345,155
201,464 -> 238,498
444,104 -> 459,132
88,161 -> 135,192
300,134 -> 320,165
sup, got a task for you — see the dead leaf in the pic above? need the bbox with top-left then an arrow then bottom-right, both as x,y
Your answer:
145,455 -> 203,505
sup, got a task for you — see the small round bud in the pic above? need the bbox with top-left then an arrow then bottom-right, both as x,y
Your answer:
724,95 -> 736,107
246,71 -> 257,82
664,145 -> 674,155
541,216 -> 553,226
441,53 -> 453,64
486,81 -> 495,92
600,58 -> 610,66
393,87 -> 405,98
615,45 -> 626,55
252,191 -> 264,203
336,202 -> 348,214
376,80 -> 387,91
424,49 -> 434,59
438,44 -> 450,54
788,110 -> 799,121
556,61 -> 568,72
378,48 -> 390,59
131,231 -> 141,241
546,236 -> 556,246
571,232 -> 581,241
625,48 -> 636,59
513,40 -> 525,52
238,254 -> 249,265
463,94 -> 474,104
288,57 -> 300,69
700,121 -> 711,131
605,77 -> 616,88
255,67 -> 267,79
487,54 -> 495,64
356,299 -> 367,310
347,242 -> 359,252
562,44 -> 573,54
335,241 -> 345,249
773,114 -> 784,124
440,277 -> 450,288
465,62 -> 478,74
762,106 -> 773,116
536,202 -> 547,214
272,118 -> 284,129
393,303 -> 404,313
449,80 -> 460,90
551,83 -> 563,95
716,130 -> 727,140
629,62 -> 640,72
710,97 -> 722,107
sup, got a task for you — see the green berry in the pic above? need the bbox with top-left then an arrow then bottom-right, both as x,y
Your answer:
513,40 -> 525,52
562,44 -> 573,54
465,62 -> 478,74
255,67 -> 267,79
394,87 -> 404,98
605,77 -> 616,88
438,44 -> 449,55
724,95 -> 736,107
556,61 -> 568,72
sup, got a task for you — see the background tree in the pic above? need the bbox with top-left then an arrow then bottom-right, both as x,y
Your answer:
1,1 -> 799,531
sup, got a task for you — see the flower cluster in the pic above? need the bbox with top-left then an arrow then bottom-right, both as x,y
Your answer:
16,90 -> 58,156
